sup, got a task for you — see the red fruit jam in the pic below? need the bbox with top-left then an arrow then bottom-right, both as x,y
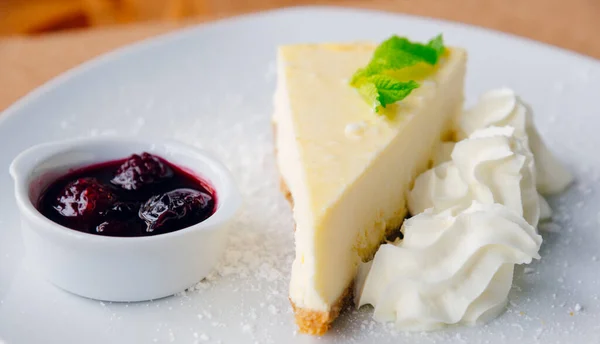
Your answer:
37,153 -> 216,237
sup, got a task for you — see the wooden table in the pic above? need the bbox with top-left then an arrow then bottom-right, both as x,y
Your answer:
1,0 -> 599,112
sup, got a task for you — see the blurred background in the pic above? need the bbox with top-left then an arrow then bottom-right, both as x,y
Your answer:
1,0 -> 597,46
0,0 -> 342,35
0,0 -> 597,111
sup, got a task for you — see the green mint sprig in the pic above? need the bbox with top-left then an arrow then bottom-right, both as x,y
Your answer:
350,34 -> 446,113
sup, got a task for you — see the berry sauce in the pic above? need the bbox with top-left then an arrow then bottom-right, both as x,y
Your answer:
37,153 -> 216,237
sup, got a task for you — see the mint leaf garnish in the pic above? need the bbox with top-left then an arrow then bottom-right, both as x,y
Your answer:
351,34 -> 446,112
426,35 -> 445,61
358,76 -> 419,110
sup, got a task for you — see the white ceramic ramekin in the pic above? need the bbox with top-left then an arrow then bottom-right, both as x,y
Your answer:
9,137 -> 241,302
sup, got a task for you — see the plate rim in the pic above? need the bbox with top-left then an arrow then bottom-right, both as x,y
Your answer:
1,5 -> 599,129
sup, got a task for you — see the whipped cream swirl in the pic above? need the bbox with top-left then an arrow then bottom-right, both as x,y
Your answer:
409,126 -> 541,226
458,88 -> 573,194
355,202 -> 542,331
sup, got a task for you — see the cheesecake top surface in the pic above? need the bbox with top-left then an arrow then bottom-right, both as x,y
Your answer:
275,43 -> 466,216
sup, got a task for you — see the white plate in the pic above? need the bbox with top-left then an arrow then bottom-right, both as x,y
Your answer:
1,6 -> 600,344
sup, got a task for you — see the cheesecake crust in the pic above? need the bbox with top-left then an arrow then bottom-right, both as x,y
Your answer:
280,178 -> 293,205
289,282 -> 353,336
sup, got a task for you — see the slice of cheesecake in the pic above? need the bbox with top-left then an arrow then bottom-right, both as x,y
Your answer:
272,41 -> 467,335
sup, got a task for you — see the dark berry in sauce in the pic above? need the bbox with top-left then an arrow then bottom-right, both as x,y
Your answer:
38,153 -> 216,237
54,177 -> 117,218
139,188 -> 214,233
111,152 -> 173,191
